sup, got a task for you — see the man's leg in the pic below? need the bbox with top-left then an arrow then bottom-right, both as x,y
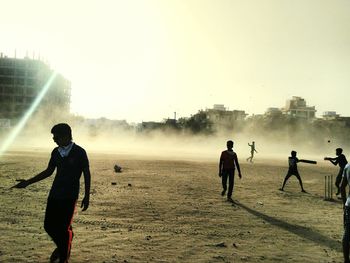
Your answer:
221,171 -> 228,196
227,170 -> 235,200
280,172 -> 292,191
57,200 -> 76,263
45,199 -> 76,263
68,226 -> 74,259
49,248 -> 59,263
343,206 -> 350,263
247,155 -> 252,162
295,173 -> 306,192
336,170 -> 343,195
44,198 -> 62,262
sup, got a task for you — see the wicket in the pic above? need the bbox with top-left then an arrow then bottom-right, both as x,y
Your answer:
324,175 -> 333,201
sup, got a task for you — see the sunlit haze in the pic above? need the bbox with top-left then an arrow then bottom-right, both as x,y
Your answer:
1,0 -> 349,122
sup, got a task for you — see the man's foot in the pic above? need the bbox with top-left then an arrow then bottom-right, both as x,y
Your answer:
301,189 -> 307,193
279,188 -> 284,191
221,190 -> 226,196
50,248 -> 59,263
227,197 -> 234,203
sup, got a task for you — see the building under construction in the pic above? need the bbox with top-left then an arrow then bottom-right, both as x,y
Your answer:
0,53 -> 71,124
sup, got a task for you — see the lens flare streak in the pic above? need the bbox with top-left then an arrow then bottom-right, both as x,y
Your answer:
0,72 -> 58,156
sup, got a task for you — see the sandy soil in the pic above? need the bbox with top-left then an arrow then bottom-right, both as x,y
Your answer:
0,150 -> 345,262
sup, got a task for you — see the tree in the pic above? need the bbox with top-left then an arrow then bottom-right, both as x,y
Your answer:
183,110 -> 214,134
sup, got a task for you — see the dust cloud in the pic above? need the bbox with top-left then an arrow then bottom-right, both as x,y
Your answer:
2,110 -> 349,165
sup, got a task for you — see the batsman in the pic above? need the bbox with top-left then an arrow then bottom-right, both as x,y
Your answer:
279,150 -> 317,192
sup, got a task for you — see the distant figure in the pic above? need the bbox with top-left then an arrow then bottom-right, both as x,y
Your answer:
340,163 -> 350,263
324,148 -> 348,195
219,140 -> 242,202
279,150 -> 306,193
12,123 -> 91,263
246,141 -> 258,163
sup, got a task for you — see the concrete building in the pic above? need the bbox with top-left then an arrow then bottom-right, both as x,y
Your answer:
0,54 -> 71,122
265,107 -> 283,116
137,121 -> 163,132
322,111 -> 340,120
282,96 -> 316,119
206,105 -> 247,123
205,104 -> 247,132
212,104 -> 226,111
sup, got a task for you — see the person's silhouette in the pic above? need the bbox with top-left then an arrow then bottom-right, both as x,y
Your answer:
279,150 -> 306,193
246,141 -> 258,163
12,123 -> 91,263
219,140 -> 242,202
324,148 -> 348,195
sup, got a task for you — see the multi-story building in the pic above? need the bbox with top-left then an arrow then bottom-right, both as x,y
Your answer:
205,104 -> 247,131
212,104 -> 226,111
0,53 -> 71,122
282,96 -> 316,119
206,105 -> 247,122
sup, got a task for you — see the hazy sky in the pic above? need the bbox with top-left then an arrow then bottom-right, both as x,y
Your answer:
0,0 -> 349,122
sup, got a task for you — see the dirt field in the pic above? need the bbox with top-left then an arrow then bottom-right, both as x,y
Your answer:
0,150 -> 345,262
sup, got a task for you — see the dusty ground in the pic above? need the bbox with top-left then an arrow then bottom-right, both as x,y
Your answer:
0,150 -> 345,262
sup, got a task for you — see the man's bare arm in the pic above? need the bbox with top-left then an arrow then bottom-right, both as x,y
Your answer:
81,166 -> 91,211
235,155 -> 242,178
219,159 -> 223,177
12,166 -> 55,188
341,176 -> 348,207
325,157 -> 338,166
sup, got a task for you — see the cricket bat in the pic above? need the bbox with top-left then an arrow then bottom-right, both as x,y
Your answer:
299,159 -> 317,164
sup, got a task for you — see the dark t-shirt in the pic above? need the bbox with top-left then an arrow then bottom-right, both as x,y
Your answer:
336,154 -> 348,169
48,144 -> 89,200
220,150 -> 237,170
288,156 -> 299,174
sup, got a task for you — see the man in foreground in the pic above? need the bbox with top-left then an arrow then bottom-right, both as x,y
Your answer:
13,123 -> 91,263
219,140 -> 242,202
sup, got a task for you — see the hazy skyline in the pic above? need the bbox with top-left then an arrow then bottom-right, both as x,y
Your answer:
1,0 -> 349,122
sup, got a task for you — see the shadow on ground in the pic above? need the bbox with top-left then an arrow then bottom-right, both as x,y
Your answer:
236,202 -> 341,251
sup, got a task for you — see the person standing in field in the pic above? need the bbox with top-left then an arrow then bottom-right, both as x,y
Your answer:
340,163 -> 350,263
246,141 -> 258,163
12,123 -> 91,263
324,148 -> 348,195
219,140 -> 242,202
279,150 -> 306,193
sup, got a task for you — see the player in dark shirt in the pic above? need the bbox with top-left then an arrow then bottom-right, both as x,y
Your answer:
279,151 -> 306,193
13,123 -> 91,263
325,148 -> 348,195
219,140 -> 242,202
